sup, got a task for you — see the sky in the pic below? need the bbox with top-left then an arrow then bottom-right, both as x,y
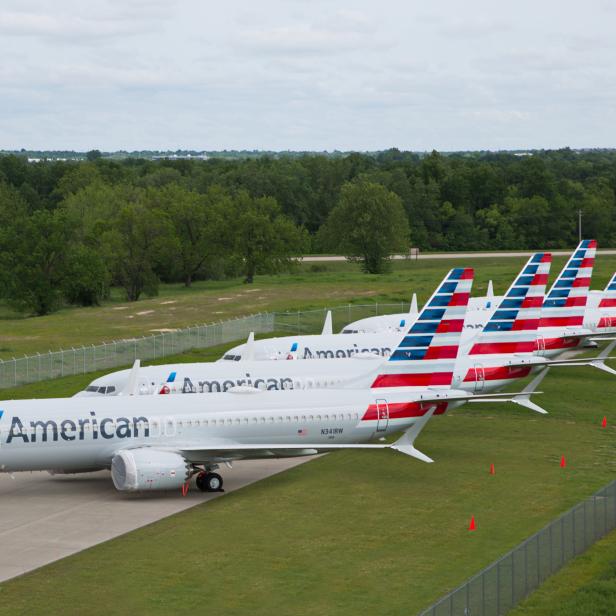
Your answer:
0,0 -> 615,151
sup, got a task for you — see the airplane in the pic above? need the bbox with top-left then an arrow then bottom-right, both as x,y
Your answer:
220,242 -> 609,363
342,242 -> 616,352
1,267 -> 519,494
341,283 -> 495,334
76,253 -> 616,402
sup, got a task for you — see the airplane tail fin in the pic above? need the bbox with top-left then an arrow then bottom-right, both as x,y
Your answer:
369,268 -> 473,388
468,253 -> 551,357
596,272 -> 616,331
540,240 -> 596,329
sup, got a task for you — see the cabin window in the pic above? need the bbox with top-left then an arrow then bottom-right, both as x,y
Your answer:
260,417 -> 266,424
235,418 -> 241,425
243,418 -> 249,424
316,415 -> 322,421
293,416 -> 299,422
269,417 -> 274,424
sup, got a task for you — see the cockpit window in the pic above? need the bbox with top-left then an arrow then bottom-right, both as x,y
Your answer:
342,329 -> 358,334
85,385 -> 116,394
223,354 -> 242,361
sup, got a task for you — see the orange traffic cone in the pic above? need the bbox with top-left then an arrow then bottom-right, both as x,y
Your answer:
468,516 -> 476,531
489,463 -> 495,475
602,416 -> 607,428
560,455 -> 566,468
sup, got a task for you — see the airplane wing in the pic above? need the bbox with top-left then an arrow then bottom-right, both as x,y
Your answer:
179,407 -> 438,463
177,387 -> 547,464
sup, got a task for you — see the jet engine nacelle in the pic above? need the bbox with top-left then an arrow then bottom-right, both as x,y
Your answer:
111,448 -> 191,491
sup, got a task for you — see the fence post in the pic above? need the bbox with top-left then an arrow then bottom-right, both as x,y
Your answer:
13,357 -> 16,386
572,507 -> 577,556
561,516 -> 565,565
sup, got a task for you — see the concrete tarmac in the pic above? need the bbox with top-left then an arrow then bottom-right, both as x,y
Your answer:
0,456 -> 315,583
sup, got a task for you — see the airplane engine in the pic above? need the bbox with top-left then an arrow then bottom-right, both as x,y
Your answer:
111,448 -> 191,491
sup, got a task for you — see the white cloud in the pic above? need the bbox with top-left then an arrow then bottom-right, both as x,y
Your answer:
0,0 -> 615,150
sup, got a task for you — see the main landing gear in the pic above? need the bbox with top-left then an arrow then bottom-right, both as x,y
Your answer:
195,470 -> 224,493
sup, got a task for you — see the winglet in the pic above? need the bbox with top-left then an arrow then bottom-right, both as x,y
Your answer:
389,406 -> 436,462
511,367 -> 550,414
243,332 -> 255,361
590,339 -> 616,376
321,310 -> 333,335
409,293 -> 418,314
487,280 -> 494,299
120,359 -> 141,396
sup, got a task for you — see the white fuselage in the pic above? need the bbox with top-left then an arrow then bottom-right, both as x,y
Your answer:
0,388 -> 460,473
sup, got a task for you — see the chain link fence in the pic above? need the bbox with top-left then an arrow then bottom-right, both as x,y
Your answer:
0,302 -> 410,389
419,480 -> 616,616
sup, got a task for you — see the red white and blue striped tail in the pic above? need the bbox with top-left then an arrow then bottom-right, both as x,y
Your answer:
540,239 -> 596,329
468,252 -> 552,356
597,271 -> 616,330
371,268 -> 473,388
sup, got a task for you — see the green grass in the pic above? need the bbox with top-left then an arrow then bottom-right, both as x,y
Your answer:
0,350 -> 615,615
1,255 -> 615,359
511,529 -> 616,615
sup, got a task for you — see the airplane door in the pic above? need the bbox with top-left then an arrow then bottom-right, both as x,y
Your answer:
473,363 -> 485,392
376,399 -> 389,432
536,335 -> 546,357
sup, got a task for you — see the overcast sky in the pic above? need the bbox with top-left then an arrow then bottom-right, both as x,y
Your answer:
1,0 -> 615,151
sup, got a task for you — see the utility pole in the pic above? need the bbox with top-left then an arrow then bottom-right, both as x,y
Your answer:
578,209 -> 582,243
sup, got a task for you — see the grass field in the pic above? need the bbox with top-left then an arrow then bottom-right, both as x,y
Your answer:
0,346 -> 615,614
1,256 -> 616,614
2,254 -> 616,359
510,528 -> 616,615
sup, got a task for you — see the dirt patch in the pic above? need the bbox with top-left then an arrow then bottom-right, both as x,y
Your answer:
160,301 -> 177,305
136,310 -> 155,316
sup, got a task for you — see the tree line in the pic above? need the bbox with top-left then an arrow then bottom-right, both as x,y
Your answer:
0,148 -> 615,315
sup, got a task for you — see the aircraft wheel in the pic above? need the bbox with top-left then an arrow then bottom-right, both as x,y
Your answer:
195,471 -> 208,492
206,472 -> 224,492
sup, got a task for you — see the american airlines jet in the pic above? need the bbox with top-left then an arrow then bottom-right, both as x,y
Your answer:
1,269 -> 505,494
342,241 -> 616,349
222,241 -> 612,362
77,253 -> 615,402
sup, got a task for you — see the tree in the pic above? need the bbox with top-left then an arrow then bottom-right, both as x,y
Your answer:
318,180 -> 410,273
148,184 -> 230,286
86,149 -> 102,161
230,191 -> 308,283
104,201 -> 177,301
62,245 -> 110,306
0,208 -> 85,315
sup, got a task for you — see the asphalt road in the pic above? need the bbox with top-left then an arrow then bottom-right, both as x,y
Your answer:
0,456 -> 316,583
302,249 -> 616,262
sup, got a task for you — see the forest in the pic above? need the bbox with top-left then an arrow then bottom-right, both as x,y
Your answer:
0,148 -> 615,315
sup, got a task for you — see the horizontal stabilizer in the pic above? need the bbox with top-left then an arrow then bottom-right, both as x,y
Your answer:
468,367 -> 550,414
